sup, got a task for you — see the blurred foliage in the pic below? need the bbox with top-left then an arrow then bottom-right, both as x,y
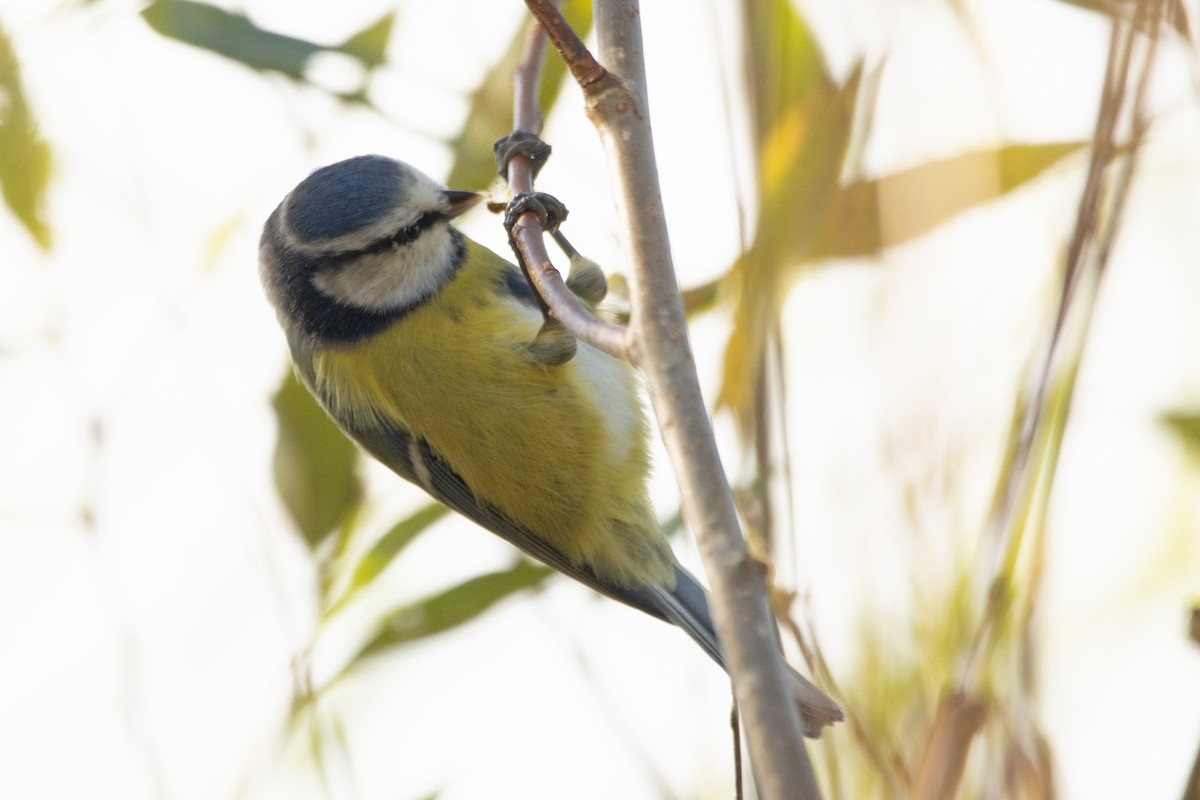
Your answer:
323,502 -> 450,617
352,560 -> 554,661
714,0 -> 1085,440
1163,412 -> 1200,460
89,0 -> 1187,796
809,142 -> 1087,260
271,371 -> 362,549
446,0 -> 593,190
718,0 -> 858,431
141,0 -> 394,103
0,23 -> 52,250
294,558 -> 551,719
1050,0 -> 1192,38
715,0 -> 1138,796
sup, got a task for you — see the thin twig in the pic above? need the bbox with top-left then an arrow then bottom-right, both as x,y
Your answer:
525,0 -> 827,796
731,704 -> 745,800
507,13 -> 631,361
918,10 -> 1170,799
1094,0 -> 1163,270
525,0 -> 607,88
1183,607 -> 1200,800
965,0 -> 1166,686
781,607 -> 901,797
510,15 -> 548,150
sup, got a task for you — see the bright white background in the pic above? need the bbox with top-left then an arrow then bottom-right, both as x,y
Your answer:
1,0 -> 1198,798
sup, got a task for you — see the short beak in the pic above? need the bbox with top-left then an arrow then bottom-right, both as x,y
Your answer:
442,190 -> 485,219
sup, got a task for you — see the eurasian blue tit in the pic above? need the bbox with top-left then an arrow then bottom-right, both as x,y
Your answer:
259,155 -> 842,734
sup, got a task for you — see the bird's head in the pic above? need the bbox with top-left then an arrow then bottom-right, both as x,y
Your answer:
260,155 -> 482,339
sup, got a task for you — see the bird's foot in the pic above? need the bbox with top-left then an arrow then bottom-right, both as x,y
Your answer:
493,131 -> 552,179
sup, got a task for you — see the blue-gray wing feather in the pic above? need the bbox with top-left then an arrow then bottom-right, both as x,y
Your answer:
339,410 -> 677,625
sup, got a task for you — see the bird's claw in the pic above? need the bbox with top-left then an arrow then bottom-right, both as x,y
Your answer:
493,131 -> 552,179
503,192 -> 569,235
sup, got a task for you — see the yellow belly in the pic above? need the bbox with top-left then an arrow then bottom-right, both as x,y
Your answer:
310,239 -> 672,587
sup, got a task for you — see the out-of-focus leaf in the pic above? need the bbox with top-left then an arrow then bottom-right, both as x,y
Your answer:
0,24 -> 52,250
1163,412 -> 1200,459
272,370 -> 362,549
324,502 -> 451,616
202,212 -> 243,268
716,255 -> 757,418
758,65 -> 862,267
308,707 -> 352,799
336,12 -> 395,70
445,0 -> 593,190
680,277 -> 722,317
743,0 -> 825,149
141,0 -> 394,80
719,6 -> 1094,432
353,561 -> 554,661
718,0 -> 859,422
142,0 -> 322,76
810,141 -> 1087,260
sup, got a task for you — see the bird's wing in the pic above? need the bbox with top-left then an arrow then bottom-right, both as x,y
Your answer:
324,385 -> 844,735
340,411 -> 671,624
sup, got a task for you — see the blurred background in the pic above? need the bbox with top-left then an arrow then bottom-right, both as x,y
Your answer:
1,0 -> 1199,798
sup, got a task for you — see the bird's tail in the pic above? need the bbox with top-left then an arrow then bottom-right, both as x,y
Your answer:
646,566 -> 844,738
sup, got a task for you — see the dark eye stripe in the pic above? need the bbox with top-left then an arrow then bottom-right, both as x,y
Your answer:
306,210 -> 446,273
384,210 -> 445,248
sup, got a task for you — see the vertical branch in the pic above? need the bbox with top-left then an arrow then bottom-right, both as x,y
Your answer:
524,0 -> 823,796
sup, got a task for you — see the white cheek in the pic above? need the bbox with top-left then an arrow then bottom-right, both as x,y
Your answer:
313,227 -> 458,310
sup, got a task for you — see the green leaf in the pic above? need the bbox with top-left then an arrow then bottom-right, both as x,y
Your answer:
718,0 -> 858,421
809,141 -> 1088,260
142,0 -> 321,77
0,23 -> 52,250
444,0 -> 593,190
336,12 -> 395,70
325,502 -> 451,616
353,561 -> 554,660
271,370 -> 362,549
141,0 -> 393,80
756,64 -> 862,266
1163,412 -> 1200,459
743,0 -> 826,149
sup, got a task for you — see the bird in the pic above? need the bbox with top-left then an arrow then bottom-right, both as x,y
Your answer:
259,154 -> 842,735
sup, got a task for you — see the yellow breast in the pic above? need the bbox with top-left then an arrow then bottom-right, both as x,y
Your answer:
310,238 -> 672,587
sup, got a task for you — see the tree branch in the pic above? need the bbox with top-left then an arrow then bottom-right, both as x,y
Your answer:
523,0 -> 821,796
506,14 -> 631,362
